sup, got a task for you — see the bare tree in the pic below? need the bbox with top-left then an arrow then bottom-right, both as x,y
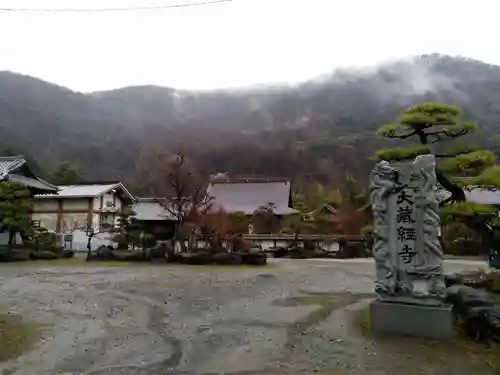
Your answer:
82,225 -> 99,262
195,207 -> 233,252
80,222 -> 113,261
155,152 -> 213,250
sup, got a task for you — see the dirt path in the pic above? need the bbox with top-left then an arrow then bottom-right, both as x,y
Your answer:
0,259 -> 496,375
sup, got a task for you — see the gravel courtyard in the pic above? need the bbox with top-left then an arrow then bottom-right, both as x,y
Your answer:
0,258 -> 497,375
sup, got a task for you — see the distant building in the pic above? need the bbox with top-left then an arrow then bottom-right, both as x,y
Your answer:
303,203 -> 371,235
302,203 -> 338,222
439,186 -> 500,206
0,156 -> 59,246
32,182 -> 135,233
0,156 -> 58,195
131,198 -> 177,241
206,177 -> 298,216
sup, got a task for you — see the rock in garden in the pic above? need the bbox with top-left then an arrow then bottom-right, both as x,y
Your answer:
29,251 -> 59,260
96,245 -> 116,260
462,306 -> 500,343
444,273 -> 463,287
213,252 -> 242,265
445,285 -> 494,316
240,249 -> 267,265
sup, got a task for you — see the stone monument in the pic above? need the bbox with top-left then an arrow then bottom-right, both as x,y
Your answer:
369,154 -> 453,339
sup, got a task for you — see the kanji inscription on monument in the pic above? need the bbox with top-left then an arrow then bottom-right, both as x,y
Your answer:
394,188 -> 417,267
369,154 -> 446,305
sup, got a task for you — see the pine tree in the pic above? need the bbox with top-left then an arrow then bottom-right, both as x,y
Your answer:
375,101 -> 500,250
0,182 -> 34,249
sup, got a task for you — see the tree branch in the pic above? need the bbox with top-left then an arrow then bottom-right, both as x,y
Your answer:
385,130 -> 416,139
427,128 -> 470,143
434,150 -> 473,158
436,169 -> 466,205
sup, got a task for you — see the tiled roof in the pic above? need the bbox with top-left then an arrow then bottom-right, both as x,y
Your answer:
35,182 -> 135,201
206,178 -> 298,215
0,156 -> 26,174
307,203 -> 338,216
0,156 -> 59,193
132,198 -> 177,221
439,186 -> 500,205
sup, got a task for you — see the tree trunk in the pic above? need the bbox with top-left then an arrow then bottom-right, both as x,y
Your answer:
436,168 -> 497,251
8,230 -> 14,246
85,237 -> 92,262
6,230 -> 15,261
436,170 -> 466,203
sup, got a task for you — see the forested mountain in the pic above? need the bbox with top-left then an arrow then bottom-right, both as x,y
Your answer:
1,53 -> 500,191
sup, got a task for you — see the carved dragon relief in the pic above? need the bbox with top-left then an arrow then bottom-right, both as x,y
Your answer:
369,161 -> 399,296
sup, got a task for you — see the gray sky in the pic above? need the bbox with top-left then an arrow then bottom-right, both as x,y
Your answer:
0,0 -> 496,92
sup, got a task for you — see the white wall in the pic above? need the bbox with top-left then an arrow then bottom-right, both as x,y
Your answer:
33,190 -> 129,245
0,232 -> 23,245
71,229 -> 116,252
60,213 -> 89,232
93,193 -> 125,227
189,239 -> 340,252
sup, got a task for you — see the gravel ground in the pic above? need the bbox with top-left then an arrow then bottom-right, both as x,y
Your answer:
0,258 -> 496,375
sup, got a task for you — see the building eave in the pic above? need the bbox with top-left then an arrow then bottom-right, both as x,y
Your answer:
35,182 -> 135,202
95,182 -> 136,203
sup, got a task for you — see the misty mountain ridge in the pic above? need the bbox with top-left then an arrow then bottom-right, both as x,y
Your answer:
1,53 -> 499,187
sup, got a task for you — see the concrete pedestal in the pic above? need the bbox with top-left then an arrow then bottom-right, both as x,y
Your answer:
370,300 -> 453,339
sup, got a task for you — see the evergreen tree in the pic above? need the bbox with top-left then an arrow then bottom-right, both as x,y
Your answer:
0,182 -> 34,249
375,101 -> 499,250
50,161 -> 84,185
341,173 -> 365,206
113,208 -> 142,250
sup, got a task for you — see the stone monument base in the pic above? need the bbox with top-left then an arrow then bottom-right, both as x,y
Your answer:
370,300 -> 453,339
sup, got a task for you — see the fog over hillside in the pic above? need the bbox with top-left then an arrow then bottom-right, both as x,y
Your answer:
1,54 -> 499,189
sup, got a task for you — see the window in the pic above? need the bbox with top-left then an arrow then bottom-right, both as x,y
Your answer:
99,214 -> 114,230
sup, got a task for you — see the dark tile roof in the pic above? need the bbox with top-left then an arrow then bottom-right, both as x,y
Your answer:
0,155 -> 59,193
206,178 -> 298,215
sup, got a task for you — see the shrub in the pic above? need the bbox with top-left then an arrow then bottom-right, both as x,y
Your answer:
117,251 -> 147,262
60,250 -> 74,259
213,252 -> 242,265
29,251 -> 58,260
441,223 -> 488,255
241,251 -> 267,265
279,227 -> 294,235
179,252 -> 214,265
95,245 -> 116,260
229,235 -> 252,252
288,246 -> 308,259
0,248 -> 30,262
337,241 -> 366,258
487,271 -> 500,293
273,247 -> 288,258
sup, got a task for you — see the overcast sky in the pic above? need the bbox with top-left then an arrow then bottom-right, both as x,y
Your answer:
0,0 -> 496,92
